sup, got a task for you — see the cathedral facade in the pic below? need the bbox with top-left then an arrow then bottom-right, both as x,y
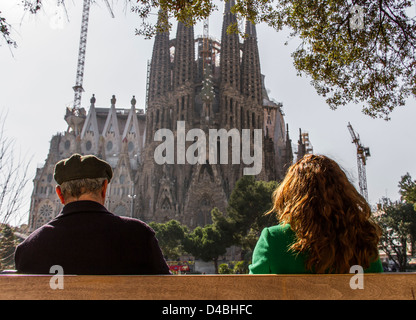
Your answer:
28,3 -> 295,231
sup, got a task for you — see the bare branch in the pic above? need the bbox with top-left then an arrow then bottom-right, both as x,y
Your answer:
0,110 -> 32,225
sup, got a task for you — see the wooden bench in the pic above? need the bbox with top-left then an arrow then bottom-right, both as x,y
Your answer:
1,273 -> 415,300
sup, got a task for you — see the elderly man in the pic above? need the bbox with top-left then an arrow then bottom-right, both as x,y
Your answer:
15,154 -> 170,275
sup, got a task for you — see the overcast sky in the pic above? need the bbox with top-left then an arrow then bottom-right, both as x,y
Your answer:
1,0 -> 415,226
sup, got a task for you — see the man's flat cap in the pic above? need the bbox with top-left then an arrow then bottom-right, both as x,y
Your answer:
54,154 -> 113,184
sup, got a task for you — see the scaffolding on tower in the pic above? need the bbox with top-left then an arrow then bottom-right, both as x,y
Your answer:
202,18 -> 209,70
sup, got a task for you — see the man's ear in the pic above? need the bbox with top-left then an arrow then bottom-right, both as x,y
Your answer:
56,186 -> 65,204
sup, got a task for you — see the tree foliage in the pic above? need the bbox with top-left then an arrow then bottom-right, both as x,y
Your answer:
398,172 -> 416,208
226,176 -> 278,233
0,11 -> 16,48
0,224 -> 17,271
2,1 -> 416,118
218,263 -> 233,274
196,175 -> 278,266
215,175 -> 277,252
272,0 -> 416,120
149,219 -> 188,260
132,0 -> 416,118
150,176 -> 278,273
182,221 -> 228,273
130,0 -> 216,36
375,197 -> 416,271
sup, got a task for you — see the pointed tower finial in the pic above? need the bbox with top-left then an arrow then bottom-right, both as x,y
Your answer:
90,94 -> 96,105
148,9 -> 171,104
131,95 -> 136,107
156,8 -> 170,33
220,0 -> 240,89
225,0 -> 236,13
241,18 -> 262,103
245,20 -> 257,38
111,95 -> 116,106
173,21 -> 195,88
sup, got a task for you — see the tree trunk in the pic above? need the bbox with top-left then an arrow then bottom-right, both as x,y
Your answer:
399,238 -> 407,272
213,258 -> 218,274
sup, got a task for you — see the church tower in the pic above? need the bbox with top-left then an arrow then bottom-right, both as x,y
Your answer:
146,10 -> 171,142
219,0 -> 241,131
135,2 -> 283,228
241,21 -> 262,106
28,2 -> 296,231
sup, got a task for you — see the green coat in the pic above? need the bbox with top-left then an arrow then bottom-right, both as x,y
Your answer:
249,223 -> 383,274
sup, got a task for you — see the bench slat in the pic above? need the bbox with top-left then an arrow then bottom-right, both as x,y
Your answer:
0,274 -> 415,300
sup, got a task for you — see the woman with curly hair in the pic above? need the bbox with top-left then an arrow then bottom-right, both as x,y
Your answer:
249,154 -> 383,274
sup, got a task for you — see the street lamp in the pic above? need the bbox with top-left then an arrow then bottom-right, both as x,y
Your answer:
127,194 -> 136,218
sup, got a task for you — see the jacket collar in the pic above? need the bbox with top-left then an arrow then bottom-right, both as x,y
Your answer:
59,200 -> 111,217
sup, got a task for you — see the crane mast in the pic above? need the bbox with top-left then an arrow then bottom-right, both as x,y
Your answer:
347,122 -> 371,202
65,0 -> 114,134
72,0 -> 91,111
70,0 -> 115,112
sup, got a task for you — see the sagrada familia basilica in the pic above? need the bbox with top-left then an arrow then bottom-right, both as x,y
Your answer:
28,2 -> 312,231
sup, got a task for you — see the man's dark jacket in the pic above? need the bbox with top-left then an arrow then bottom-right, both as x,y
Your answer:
15,200 -> 170,275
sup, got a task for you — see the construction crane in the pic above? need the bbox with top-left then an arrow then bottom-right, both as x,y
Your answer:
65,0 -> 114,134
73,0 -> 114,110
62,0 -> 114,114
347,122 -> 371,202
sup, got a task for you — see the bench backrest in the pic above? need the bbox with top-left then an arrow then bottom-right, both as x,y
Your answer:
1,273 -> 415,300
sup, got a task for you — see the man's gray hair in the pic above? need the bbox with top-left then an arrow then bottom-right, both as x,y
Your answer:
60,177 -> 107,199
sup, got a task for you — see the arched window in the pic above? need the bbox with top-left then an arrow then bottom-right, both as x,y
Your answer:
36,203 -> 54,228
161,197 -> 171,211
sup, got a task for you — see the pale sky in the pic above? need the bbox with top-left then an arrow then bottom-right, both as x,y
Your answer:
1,0 -> 415,226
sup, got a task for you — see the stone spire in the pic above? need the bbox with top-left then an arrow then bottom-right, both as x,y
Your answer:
147,10 -> 171,103
220,0 -> 240,90
80,94 -> 99,142
241,20 -> 262,105
146,10 -> 171,142
173,21 -> 195,88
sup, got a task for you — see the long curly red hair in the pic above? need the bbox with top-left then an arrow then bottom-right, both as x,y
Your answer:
269,154 -> 381,273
